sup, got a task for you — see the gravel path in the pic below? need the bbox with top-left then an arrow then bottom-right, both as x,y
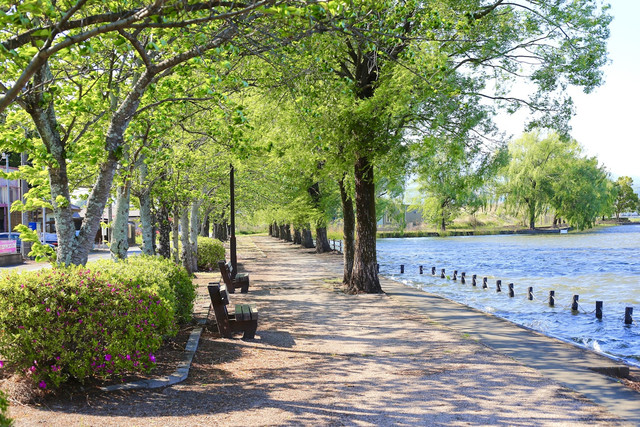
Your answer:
7,235 -> 628,426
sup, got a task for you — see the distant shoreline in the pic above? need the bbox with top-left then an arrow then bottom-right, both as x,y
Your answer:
377,220 -> 639,238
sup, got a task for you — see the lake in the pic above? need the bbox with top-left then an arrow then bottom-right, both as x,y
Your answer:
377,225 -> 640,366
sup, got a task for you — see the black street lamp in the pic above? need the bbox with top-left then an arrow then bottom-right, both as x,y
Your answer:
230,163 -> 237,273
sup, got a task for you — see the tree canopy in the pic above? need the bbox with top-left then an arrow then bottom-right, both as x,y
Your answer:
0,0 -> 615,293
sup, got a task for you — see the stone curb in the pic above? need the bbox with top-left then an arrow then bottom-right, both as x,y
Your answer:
100,318 -> 206,392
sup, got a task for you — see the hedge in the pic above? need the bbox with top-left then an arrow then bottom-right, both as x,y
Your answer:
89,255 -> 195,324
0,267 -> 175,389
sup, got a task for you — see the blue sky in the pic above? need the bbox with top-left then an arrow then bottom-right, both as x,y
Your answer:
499,0 -> 639,182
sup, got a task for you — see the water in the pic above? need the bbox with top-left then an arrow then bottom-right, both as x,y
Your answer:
376,225 -> 640,366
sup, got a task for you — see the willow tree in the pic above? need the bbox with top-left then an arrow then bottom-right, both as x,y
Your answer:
412,137 -> 507,231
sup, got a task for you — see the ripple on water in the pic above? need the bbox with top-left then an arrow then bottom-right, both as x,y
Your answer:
377,226 -> 640,366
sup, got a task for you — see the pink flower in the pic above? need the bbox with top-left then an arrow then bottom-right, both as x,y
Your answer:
0,360 -> 4,368
105,354 -> 112,362
38,381 -> 47,389
149,354 -> 156,363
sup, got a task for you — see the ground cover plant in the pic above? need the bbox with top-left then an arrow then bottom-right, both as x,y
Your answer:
0,267 -> 175,390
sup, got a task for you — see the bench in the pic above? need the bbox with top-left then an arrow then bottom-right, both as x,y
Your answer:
218,260 -> 250,294
207,283 -> 258,340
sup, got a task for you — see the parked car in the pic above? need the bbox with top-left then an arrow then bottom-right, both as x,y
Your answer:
0,232 -> 21,252
44,232 -> 58,247
0,231 -> 57,252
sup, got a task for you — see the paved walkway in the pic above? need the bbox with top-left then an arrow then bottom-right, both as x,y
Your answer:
7,235 -> 636,426
381,278 -> 640,424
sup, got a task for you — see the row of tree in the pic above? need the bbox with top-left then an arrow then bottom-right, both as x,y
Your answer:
1,1 -> 613,293
411,131 -> 639,231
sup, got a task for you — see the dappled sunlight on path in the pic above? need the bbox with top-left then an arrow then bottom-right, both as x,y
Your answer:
8,235 -> 628,426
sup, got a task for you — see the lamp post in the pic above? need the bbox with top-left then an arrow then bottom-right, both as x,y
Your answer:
230,163 -> 237,274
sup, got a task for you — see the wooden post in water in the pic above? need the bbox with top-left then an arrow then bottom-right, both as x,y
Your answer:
496,280 -> 502,292
376,263 -> 380,273
595,301 -> 603,320
571,295 -> 579,312
453,270 -> 457,281
461,272 -> 466,284
482,277 -> 488,289
508,283 -> 514,298
549,290 -> 555,307
528,287 -> 533,301
419,265 -> 423,274
441,268 -> 445,279
472,274 -> 477,286
431,266 -> 436,275
625,307 -> 633,325
400,264 -> 404,274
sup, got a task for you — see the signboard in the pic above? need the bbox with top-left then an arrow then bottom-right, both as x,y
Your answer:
0,240 -> 16,253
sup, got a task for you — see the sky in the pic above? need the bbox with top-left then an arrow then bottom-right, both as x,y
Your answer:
497,0 -> 640,182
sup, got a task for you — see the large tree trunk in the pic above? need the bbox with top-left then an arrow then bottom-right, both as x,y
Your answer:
339,174 -> 355,284
214,215 -> 228,241
308,180 -> 331,253
347,156 -> 382,294
284,224 -> 292,242
110,181 -> 131,260
301,227 -> 314,248
315,227 -> 331,253
135,153 -> 154,255
172,206 -> 180,264
200,211 -> 210,237
528,200 -> 536,229
157,204 -> 171,258
180,207 -> 194,275
293,227 -> 302,245
189,201 -> 200,273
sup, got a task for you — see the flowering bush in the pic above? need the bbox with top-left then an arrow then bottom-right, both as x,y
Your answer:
89,255 -> 195,324
0,267 -> 175,389
197,237 -> 226,271
0,390 -> 11,426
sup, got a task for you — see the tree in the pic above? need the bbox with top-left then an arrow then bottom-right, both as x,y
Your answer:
549,155 -> 611,230
325,0 -> 610,292
501,132 -> 574,229
501,131 -> 610,230
612,176 -> 639,220
413,137 -> 506,231
1,1 -> 326,265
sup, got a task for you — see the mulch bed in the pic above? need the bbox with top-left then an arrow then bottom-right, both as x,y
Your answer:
0,322 -> 197,405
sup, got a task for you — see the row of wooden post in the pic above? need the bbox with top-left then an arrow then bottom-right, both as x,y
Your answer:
393,264 -> 634,325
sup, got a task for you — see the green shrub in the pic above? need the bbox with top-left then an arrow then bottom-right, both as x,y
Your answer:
0,390 -> 11,426
0,267 -> 175,390
197,237 -> 226,271
89,255 -> 195,324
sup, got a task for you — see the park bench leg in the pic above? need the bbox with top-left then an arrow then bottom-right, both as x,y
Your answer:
242,320 -> 258,340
